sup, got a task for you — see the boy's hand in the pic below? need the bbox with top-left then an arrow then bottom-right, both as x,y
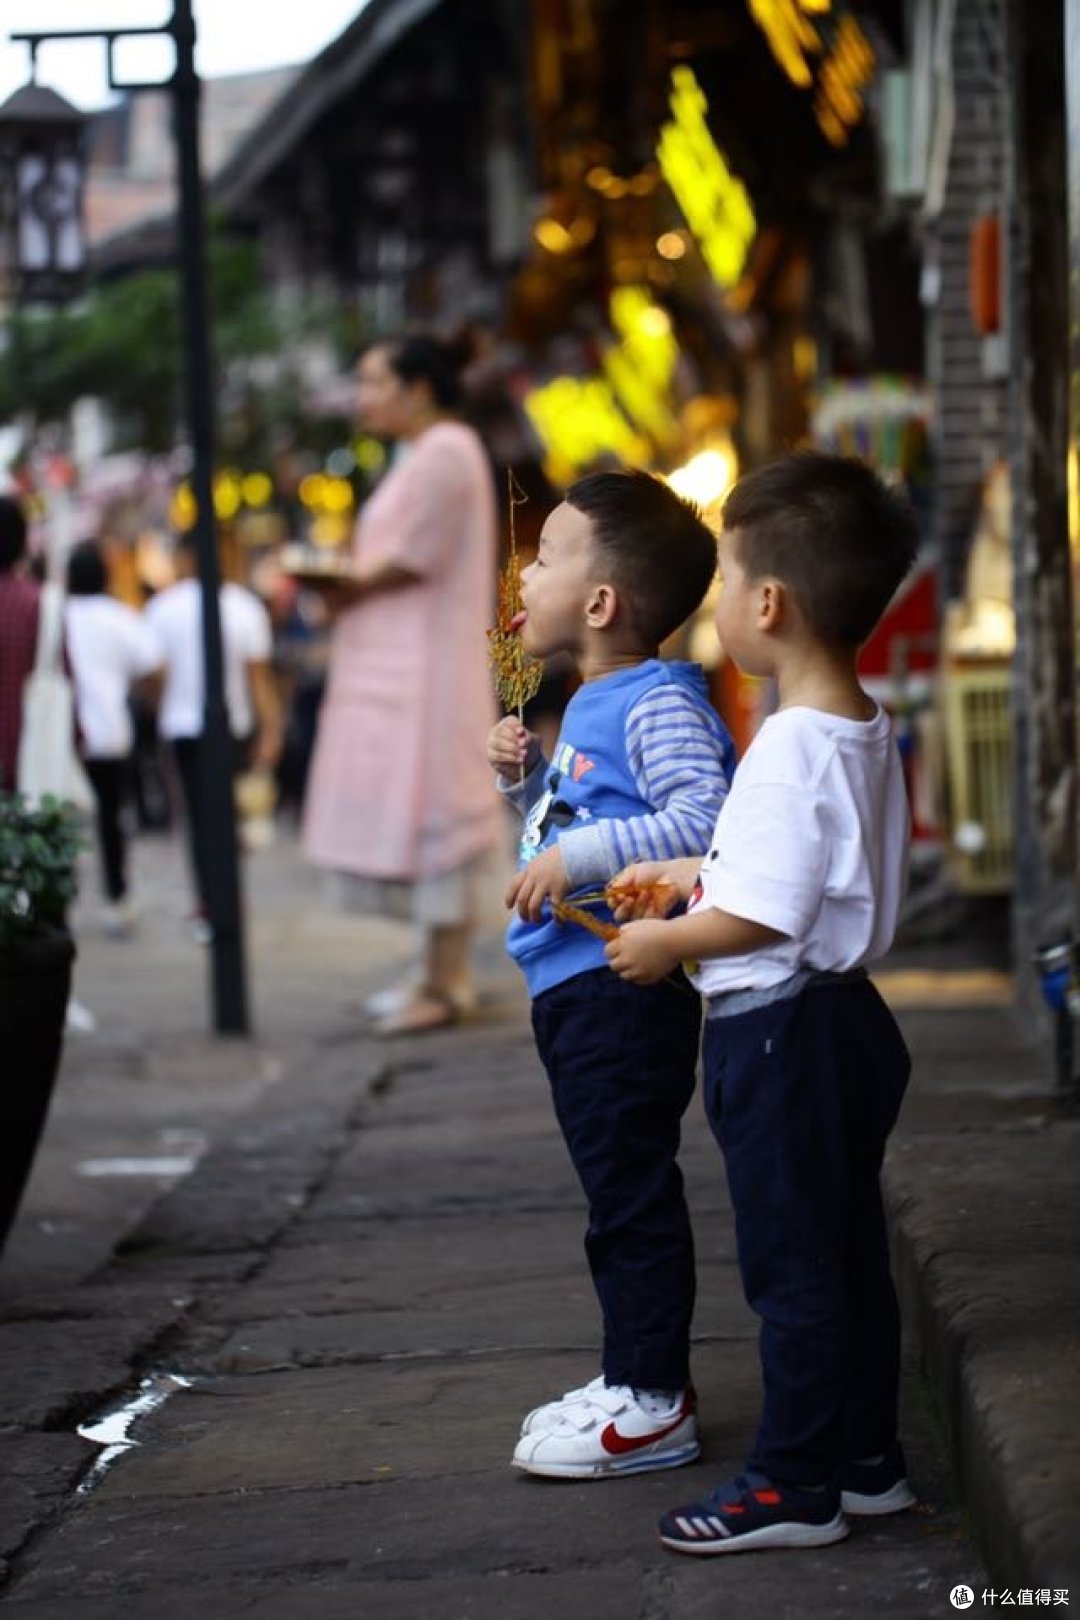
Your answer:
505,845 -> 568,922
605,919 -> 683,985
488,715 -> 541,776
608,861 -> 688,920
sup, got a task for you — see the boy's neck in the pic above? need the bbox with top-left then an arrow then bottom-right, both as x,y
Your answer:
578,636 -> 658,684
772,642 -> 877,721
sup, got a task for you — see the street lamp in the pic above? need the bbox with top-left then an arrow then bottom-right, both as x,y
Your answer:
1,2 -> 250,1036
0,81 -> 86,304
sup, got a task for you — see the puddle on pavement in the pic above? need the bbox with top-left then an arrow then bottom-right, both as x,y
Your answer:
76,1371 -> 192,1494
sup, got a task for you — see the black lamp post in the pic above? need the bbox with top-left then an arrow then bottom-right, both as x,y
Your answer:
1,0 -> 250,1036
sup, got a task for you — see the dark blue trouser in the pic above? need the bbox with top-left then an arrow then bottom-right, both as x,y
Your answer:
702,977 -> 910,1487
531,968 -> 701,1392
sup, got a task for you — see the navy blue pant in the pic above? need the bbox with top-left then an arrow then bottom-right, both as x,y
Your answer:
531,968 -> 701,1392
702,978 -> 910,1487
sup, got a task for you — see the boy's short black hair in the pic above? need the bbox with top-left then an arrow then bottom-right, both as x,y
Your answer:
566,468 -> 717,646
0,495 -> 28,573
722,452 -> 919,647
67,539 -> 108,596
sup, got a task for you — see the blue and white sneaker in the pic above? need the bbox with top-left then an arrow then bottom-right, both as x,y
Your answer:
512,1383 -> 699,1479
659,1472 -> 849,1555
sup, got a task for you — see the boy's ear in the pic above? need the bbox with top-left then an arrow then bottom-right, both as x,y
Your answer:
757,577 -> 784,631
585,580 -> 618,630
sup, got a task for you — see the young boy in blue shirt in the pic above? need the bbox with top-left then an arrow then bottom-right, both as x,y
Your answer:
607,451 -> 920,1551
488,468 -> 736,1480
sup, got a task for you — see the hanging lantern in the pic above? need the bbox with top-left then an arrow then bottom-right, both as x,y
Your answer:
969,214 -> 1002,336
0,81 -> 87,304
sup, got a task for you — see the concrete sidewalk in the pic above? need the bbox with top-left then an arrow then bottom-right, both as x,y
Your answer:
0,834 -> 1076,1613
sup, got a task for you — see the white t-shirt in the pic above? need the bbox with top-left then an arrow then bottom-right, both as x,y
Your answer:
64,595 -> 162,759
144,578 -> 273,740
689,704 -> 910,998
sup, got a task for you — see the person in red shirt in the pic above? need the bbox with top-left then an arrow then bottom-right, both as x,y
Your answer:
0,496 -> 40,793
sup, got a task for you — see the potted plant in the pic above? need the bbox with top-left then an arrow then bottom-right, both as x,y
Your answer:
0,792 -> 82,1255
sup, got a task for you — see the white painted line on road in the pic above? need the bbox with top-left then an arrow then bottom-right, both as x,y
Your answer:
76,1156 -> 197,1178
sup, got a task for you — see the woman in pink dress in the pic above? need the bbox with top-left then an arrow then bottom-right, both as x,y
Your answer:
302,334 -> 500,1034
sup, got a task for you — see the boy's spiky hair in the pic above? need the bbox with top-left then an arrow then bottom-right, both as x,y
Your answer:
566,468 -> 717,646
722,452 -> 920,647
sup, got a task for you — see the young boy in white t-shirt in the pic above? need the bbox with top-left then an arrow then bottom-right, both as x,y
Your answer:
605,451 -> 920,1556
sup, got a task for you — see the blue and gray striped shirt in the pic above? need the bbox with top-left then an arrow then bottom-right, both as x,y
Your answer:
501,658 -> 736,997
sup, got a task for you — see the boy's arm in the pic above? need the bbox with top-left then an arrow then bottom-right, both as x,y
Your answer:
606,907 -> 786,984
497,753 -> 549,818
557,686 -> 732,889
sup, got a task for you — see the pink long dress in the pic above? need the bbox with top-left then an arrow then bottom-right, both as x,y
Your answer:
302,422 -> 499,887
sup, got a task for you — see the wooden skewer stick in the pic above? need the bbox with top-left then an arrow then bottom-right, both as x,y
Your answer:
487,469 -> 543,780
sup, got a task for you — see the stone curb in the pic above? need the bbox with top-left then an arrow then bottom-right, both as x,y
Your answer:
886,1148 -> 1080,1590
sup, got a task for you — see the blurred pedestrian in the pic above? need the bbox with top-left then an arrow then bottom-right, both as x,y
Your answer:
64,540 -> 162,937
0,495 -> 39,794
301,333 -> 499,1035
1,498 -> 96,1032
145,535 -> 283,938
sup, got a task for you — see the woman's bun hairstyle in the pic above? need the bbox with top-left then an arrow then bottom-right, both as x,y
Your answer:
380,330 -> 473,411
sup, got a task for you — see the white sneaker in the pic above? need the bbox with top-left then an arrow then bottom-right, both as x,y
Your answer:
512,1383 -> 699,1479
520,1373 -> 609,1436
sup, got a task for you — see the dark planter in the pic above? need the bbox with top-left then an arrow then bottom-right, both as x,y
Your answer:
0,927 -> 75,1256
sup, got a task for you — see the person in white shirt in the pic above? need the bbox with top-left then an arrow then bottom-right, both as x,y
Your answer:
605,453 -> 920,1556
65,541 -> 162,936
144,536 -> 282,928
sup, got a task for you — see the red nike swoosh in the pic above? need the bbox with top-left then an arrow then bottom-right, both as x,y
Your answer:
600,1407 -> 689,1456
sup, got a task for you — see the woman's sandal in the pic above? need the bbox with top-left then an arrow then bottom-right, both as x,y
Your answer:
369,989 -> 462,1039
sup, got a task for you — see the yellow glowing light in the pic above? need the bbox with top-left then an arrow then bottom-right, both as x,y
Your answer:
213,472 -> 242,521
610,286 -> 675,363
639,306 -> 672,338
750,0 -> 823,87
524,375 -> 649,484
586,165 -> 614,190
320,477 -> 354,515
666,444 -> 738,511
534,217 -> 575,254
793,335 -> 818,382
603,286 -> 680,448
656,67 -> 756,289
170,483 -> 197,532
241,473 -> 274,508
749,0 -> 874,147
299,474 -> 326,509
815,14 -> 875,146
656,231 -> 687,260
